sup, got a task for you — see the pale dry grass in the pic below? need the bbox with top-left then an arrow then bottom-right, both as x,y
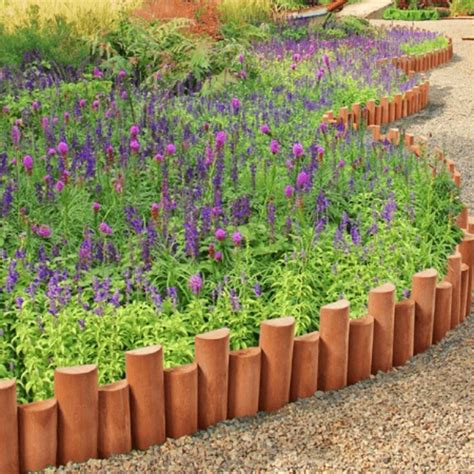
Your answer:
0,0 -> 144,36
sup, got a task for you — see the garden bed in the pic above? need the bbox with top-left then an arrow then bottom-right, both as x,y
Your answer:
0,18 -> 465,472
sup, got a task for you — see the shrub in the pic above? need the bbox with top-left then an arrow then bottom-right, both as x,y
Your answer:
450,0 -> 474,15
383,6 -> 441,20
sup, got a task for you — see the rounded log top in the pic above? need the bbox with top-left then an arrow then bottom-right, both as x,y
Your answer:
349,314 -> 374,326
55,364 -> 97,376
230,347 -> 261,358
261,316 -> 295,328
321,299 -> 349,311
19,398 -> 57,412
437,281 -> 452,290
164,362 -> 197,375
195,327 -> 230,340
461,230 -> 474,240
99,379 -> 129,392
413,268 -> 437,279
0,379 -> 15,390
396,298 -> 415,308
448,251 -> 461,260
294,331 -> 320,342
126,345 -> 162,357
461,263 -> 469,271
370,282 -> 395,294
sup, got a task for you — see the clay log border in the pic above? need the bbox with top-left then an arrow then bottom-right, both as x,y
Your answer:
0,34 -> 461,473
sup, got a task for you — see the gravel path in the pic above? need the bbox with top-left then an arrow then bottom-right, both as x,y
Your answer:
49,21 -> 474,473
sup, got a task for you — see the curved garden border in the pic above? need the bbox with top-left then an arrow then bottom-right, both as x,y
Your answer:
0,33 -> 464,474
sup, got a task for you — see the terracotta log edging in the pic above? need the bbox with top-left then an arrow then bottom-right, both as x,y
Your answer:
125,345 -> 166,451
54,365 -> 99,465
228,348 -> 261,418
18,398 -> 57,473
195,328 -> 230,428
318,300 -> 350,391
369,283 -> 396,374
259,317 -> 295,412
393,299 -> 415,367
164,363 -> 198,438
290,331 -> 320,401
0,31 -> 462,471
347,314 -> 374,385
98,380 -> 132,459
0,380 -> 20,474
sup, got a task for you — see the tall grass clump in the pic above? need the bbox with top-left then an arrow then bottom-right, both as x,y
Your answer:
218,0 -> 273,24
0,0 -> 144,38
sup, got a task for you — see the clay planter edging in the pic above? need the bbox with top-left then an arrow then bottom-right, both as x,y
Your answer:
18,398 -> 57,473
369,283 -> 395,374
459,232 -> 474,317
412,269 -> 438,354
347,314 -> 374,385
164,363 -> 198,439
195,328 -> 230,429
290,331 -> 320,402
0,379 -> 20,474
125,345 -> 166,451
445,252 -> 462,329
98,380 -> 132,459
433,282 -> 453,344
393,299 -> 415,367
460,264 -> 469,321
228,347 -> 261,419
54,364 -> 98,466
259,317 -> 295,412
318,300 -> 350,391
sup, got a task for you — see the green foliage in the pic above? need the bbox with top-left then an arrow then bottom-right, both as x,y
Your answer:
400,35 -> 449,55
383,6 -> 440,20
450,0 -> 474,15
0,6 -> 90,67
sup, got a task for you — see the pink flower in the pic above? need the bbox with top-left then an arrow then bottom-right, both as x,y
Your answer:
55,180 -> 65,192
284,185 -> 294,199
215,228 -> 227,241
232,231 -> 243,247
92,202 -> 101,213
215,131 -> 227,149
270,139 -> 280,154
130,140 -> 140,153
260,123 -> 270,135
22,155 -> 33,174
34,224 -> 52,238
99,222 -> 113,235
296,171 -> 310,190
166,143 -> 176,155
188,274 -> 203,295
231,97 -> 241,111
154,153 -> 164,163
130,125 -> 140,138
292,143 -> 304,158
214,251 -> 223,262
57,141 -> 69,156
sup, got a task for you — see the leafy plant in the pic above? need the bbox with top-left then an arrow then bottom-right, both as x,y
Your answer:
383,6 -> 441,19
450,0 -> 474,15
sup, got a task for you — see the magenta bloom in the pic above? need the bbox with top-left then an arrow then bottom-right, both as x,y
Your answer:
22,155 -> 33,172
79,99 -> 86,108
130,140 -> 140,153
231,97 -> 241,111
215,131 -> 227,149
284,185 -> 294,199
296,171 -> 310,190
92,100 -> 100,110
35,224 -> 52,238
93,67 -> 103,78
55,180 -> 65,192
92,202 -> 101,213
260,123 -> 270,135
166,143 -> 176,155
292,143 -> 304,158
99,222 -> 113,235
215,228 -> 227,241
118,69 -> 127,79
214,251 -> 223,262
316,68 -> 324,82
188,273 -> 203,295
57,141 -> 69,156
130,125 -> 140,138
270,139 -> 280,154
31,101 -> 40,111
323,54 -> 331,69
11,125 -> 21,146
154,153 -> 164,163
232,231 -> 243,247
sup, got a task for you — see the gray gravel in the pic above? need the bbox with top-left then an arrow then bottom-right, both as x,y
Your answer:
48,21 -> 474,473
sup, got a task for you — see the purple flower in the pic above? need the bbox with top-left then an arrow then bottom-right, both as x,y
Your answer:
23,155 -> 33,172
296,171 -> 309,190
118,69 -> 127,79
253,283 -> 262,297
231,97 -> 241,111
130,125 -> 140,137
215,131 -> 227,149
292,142 -> 304,158
350,224 -> 361,245
57,141 -> 69,156
337,160 -> 345,169
232,231 -> 243,247
166,143 -> 176,155
260,123 -> 270,135
93,67 -> 103,78
35,224 -> 52,238
32,100 -> 41,111
130,139 -> 140,153
188,273 -> 203,295
92,202 -> 101,213
154,153 -> 164,163
316,68 -> 324,82
55,180 -> 65,192
11,125 -> 21,146
323,54 -> 330,69
284,185 -> 294,199
270,139 -> 280,154
215,228 -> 227,241
214,251 -> 223,262
99,222 -> 113,235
